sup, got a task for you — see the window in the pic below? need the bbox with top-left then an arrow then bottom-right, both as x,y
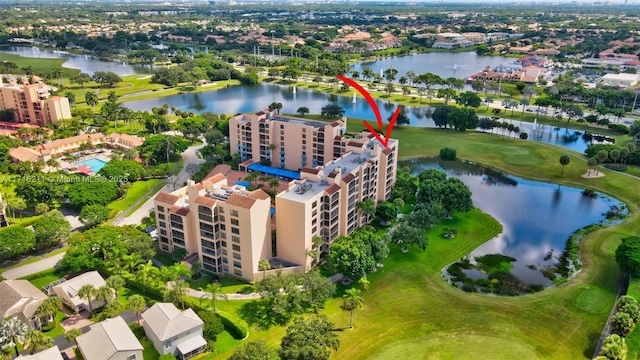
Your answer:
159,221 -> 166,228
158,213 -> 165,220
230,210 -> 239,217
157,206 -> 165,212
233,261 -> 242,268
234,269 -> 242,276
164,341 -> 172,349
219,215 -> 225,222
232,244 -> 241,252
231,227 -> 240,235
231,218 -> 239,226
233,252 -> 241,260
127,354 -> 137,360
218,207 -> 224,214
312,201 -> 317,208
232,235 -> 240,243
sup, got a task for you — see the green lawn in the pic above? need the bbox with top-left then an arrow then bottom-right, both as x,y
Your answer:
107,179 -> 164,213
140,336 -> 160,360
0,52 -> 77,77
625,278 -> 640,358
202,124 -> 639,359
42,312 -> 67,339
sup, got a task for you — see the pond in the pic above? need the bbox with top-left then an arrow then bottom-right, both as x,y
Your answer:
350,52 -> 514,80
402,157 -> 625,287
0,46 -> 152,76
123,83 -> 605,154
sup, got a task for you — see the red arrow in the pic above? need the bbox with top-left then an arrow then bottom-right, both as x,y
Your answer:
337,75 -> 398,148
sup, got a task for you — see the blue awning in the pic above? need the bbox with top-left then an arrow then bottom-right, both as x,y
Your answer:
247,163 -> 300,180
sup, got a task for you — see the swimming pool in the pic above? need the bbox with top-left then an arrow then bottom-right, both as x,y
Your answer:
76,158 -> 108,174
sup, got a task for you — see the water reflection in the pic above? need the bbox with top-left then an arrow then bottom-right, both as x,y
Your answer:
404,157 -> 622,285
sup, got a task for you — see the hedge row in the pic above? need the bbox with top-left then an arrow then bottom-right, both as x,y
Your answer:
216,310 -> 249,339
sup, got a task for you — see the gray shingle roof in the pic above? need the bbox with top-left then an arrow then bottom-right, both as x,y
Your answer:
76,316 -> 143,360
16,345 -> 63,360
0,280 -> 48,319
141,303 -> 203,341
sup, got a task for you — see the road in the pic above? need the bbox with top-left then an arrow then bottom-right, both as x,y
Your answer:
115,142 -> 205,226
2,253 -> 65,280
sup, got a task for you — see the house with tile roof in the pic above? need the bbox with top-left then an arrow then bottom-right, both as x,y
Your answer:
0,280 -> 48,329
141,303 -> 206,359
16,345 -> 64,360
76,316 -> 143,360
51,271 -> 107,313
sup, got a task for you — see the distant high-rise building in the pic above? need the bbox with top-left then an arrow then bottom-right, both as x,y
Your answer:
0,78 -> 71,126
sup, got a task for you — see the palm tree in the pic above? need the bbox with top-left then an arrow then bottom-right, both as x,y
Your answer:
45,158 -> 58,172
559,155 -> 570,176
356,198 -> 376,220
127,295 -> 147,326
201,282 -> 228,313
343,288 -> 363,329
106,275 -> 125,299
95,286 -> 114,307
64,328 -> 82,347
77,284 -> 96,314
165,279 -> 189,309
1,318 -> 28,357
23,330 -> 53,355
122,253 -> 142,275
85,91 -> 98,111
596,150 -> 609,173
35,297 -> 62,327
358,276 -> 370,300
258,259 -> 271,278
136,260 -> 159,288
587,157 -> 597,175
169,262 -> 192,282
610,149 -> 620,165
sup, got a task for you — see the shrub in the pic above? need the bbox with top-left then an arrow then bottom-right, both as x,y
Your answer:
608,124 -> 630,134
129,323 -> 145,339
519,132 -> 529,139
159,355 -> 177,360
217,310 -> 249,339
439,147 -> 457,161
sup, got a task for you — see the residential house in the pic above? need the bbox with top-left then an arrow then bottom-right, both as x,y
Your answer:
51,271 -> 107,313
141,303 -> 206,360
106,133 -> 145,150
76,316 -> 143,360
0,280 -> 48,329
16,345 -> 64,360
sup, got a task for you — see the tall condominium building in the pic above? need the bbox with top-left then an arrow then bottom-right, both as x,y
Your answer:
0,81 -> 71,126
154,110 -> 398,281
154,174 -> 272,281
229,109 -> 347,169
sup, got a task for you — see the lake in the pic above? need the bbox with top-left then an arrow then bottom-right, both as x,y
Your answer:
350,52 -> 514,80
403,157 -> 624,286
0,46 -> 152,76
123,83 -> 602,153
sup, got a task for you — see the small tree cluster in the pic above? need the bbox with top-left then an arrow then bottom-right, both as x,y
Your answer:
330,227 -> 389,280
439,147 -> 457,161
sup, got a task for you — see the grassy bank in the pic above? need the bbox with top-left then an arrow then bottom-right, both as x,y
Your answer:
206,124 -> 638,359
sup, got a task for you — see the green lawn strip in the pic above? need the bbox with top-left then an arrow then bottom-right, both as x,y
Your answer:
0,52 -> 78,77
625,278 -> 640,358
140,336 -> 160,360
114,79 -> 241,103
108,179 -> 163,213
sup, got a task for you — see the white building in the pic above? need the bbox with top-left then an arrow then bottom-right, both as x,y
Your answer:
141,303 -> 206,360
51,271 -> 107,313
76,316 -> 143,360
600,73 -> 640,87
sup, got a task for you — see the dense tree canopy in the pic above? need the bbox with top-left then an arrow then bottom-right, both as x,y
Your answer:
67,179 -> 119,208
279,315 -> 339,360
32,210 -> 71,250
615,237 -> 640,277
60,225 -> 155,273
0,226 -> 36,260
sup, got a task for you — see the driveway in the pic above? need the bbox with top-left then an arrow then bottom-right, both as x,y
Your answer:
60,311 -> 92,332
116,142 -> 204,226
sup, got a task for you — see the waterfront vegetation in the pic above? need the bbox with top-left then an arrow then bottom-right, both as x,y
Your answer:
0,46 -> 639,360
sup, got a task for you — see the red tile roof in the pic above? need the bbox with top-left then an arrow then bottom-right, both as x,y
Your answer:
155,192 -> 180,205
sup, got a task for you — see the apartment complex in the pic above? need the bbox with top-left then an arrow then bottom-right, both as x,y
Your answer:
229,110 -> 347,169
154,111 -> 398,281
0,81 -> 71,126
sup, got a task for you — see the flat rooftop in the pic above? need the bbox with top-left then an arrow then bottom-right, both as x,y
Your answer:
278,137 -> 396,202
270,115 -> 332,129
